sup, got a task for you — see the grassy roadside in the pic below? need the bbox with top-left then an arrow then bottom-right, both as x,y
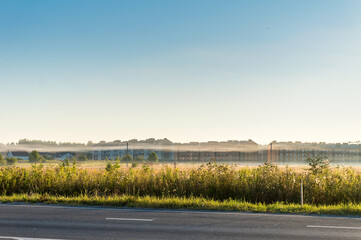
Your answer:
1,194 -> 361,216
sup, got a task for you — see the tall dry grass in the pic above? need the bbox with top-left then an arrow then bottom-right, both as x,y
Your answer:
0,162 -> 360,205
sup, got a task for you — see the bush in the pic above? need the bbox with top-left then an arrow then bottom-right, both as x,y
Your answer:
147,152 -> 158,162
29,150 -> 41,163
0,154 -> 5,165
121,154 -> 132,162
105,160 -> 120,172
5,157 -> 17,165
305,155 -> 330,174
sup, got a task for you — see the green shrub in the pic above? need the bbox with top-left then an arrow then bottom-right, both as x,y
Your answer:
105,159 -> 120,172
29,150 -> 41,163
5,157 -> 17,165
147,152 -> 158,162
121,154 -> 132,162
0,154 -> 5,165
305,155 -> 330,174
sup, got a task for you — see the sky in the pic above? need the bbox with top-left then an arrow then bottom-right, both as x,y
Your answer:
1,0 -> 361,144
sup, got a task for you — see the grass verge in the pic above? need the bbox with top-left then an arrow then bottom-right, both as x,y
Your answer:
1,194 -> 361,216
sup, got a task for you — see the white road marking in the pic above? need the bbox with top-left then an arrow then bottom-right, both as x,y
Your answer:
307,225 -> 361,230
0,236 -> 65,240
106,217 -> 154,222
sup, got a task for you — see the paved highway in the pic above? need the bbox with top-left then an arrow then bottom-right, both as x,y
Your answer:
0,203 -> 361,239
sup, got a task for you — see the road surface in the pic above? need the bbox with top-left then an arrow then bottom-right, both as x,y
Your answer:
0,203 -> 361,239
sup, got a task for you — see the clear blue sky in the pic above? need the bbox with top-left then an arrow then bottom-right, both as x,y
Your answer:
1,0 -> 361,144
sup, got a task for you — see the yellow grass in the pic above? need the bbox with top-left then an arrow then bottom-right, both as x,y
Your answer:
12,160 -> 361,173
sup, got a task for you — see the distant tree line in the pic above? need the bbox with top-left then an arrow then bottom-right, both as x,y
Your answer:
17,139 -> 86,147
0,150 -> 160,166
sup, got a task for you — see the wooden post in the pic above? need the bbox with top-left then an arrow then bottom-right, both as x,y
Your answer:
301,179 -> 304,207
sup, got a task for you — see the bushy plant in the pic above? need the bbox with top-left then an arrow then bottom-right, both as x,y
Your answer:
147,152 -> 158,162
105,159 -> 120,172
121,154 -> 132,162
305,155 -> 330,174
0,154 -> 5,165
29,150 -> 41,163
5,157 -> 17,165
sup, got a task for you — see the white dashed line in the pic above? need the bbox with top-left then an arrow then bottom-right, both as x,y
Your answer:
307,225 -> 361,230
0,236 -> 65,240
106,217 -> 154,222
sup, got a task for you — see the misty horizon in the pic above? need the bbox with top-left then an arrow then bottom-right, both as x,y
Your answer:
1,138 -> 360,154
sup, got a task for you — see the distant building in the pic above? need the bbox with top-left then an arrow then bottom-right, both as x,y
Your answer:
5,138 -> 361,163
55,152 -> 74,160
6,151 -> 29,160
91,138 -> 174,161
268,141 -> 361,163
174,139 -> 259,162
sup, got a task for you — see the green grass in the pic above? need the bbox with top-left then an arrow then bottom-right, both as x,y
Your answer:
1,194 -> 361,215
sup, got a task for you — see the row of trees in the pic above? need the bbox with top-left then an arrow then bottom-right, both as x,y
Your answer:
0,150 -> 159,165
0,151 -> 43,165
18,139 -> 86,147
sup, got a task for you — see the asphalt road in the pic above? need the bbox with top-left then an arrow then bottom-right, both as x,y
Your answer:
0,203 -> 361,240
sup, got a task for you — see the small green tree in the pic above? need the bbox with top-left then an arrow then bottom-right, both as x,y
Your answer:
105,159 -> 120,172
29,150 -> 41,163
105,161 -> 113,172
0,154 -> 5,165
305,155 -> 330,174
121,154 -> 133,162
147,152 -> 159,163
6,157 -> 17,165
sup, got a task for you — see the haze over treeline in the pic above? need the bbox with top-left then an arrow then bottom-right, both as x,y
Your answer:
1,138 -> 360,154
